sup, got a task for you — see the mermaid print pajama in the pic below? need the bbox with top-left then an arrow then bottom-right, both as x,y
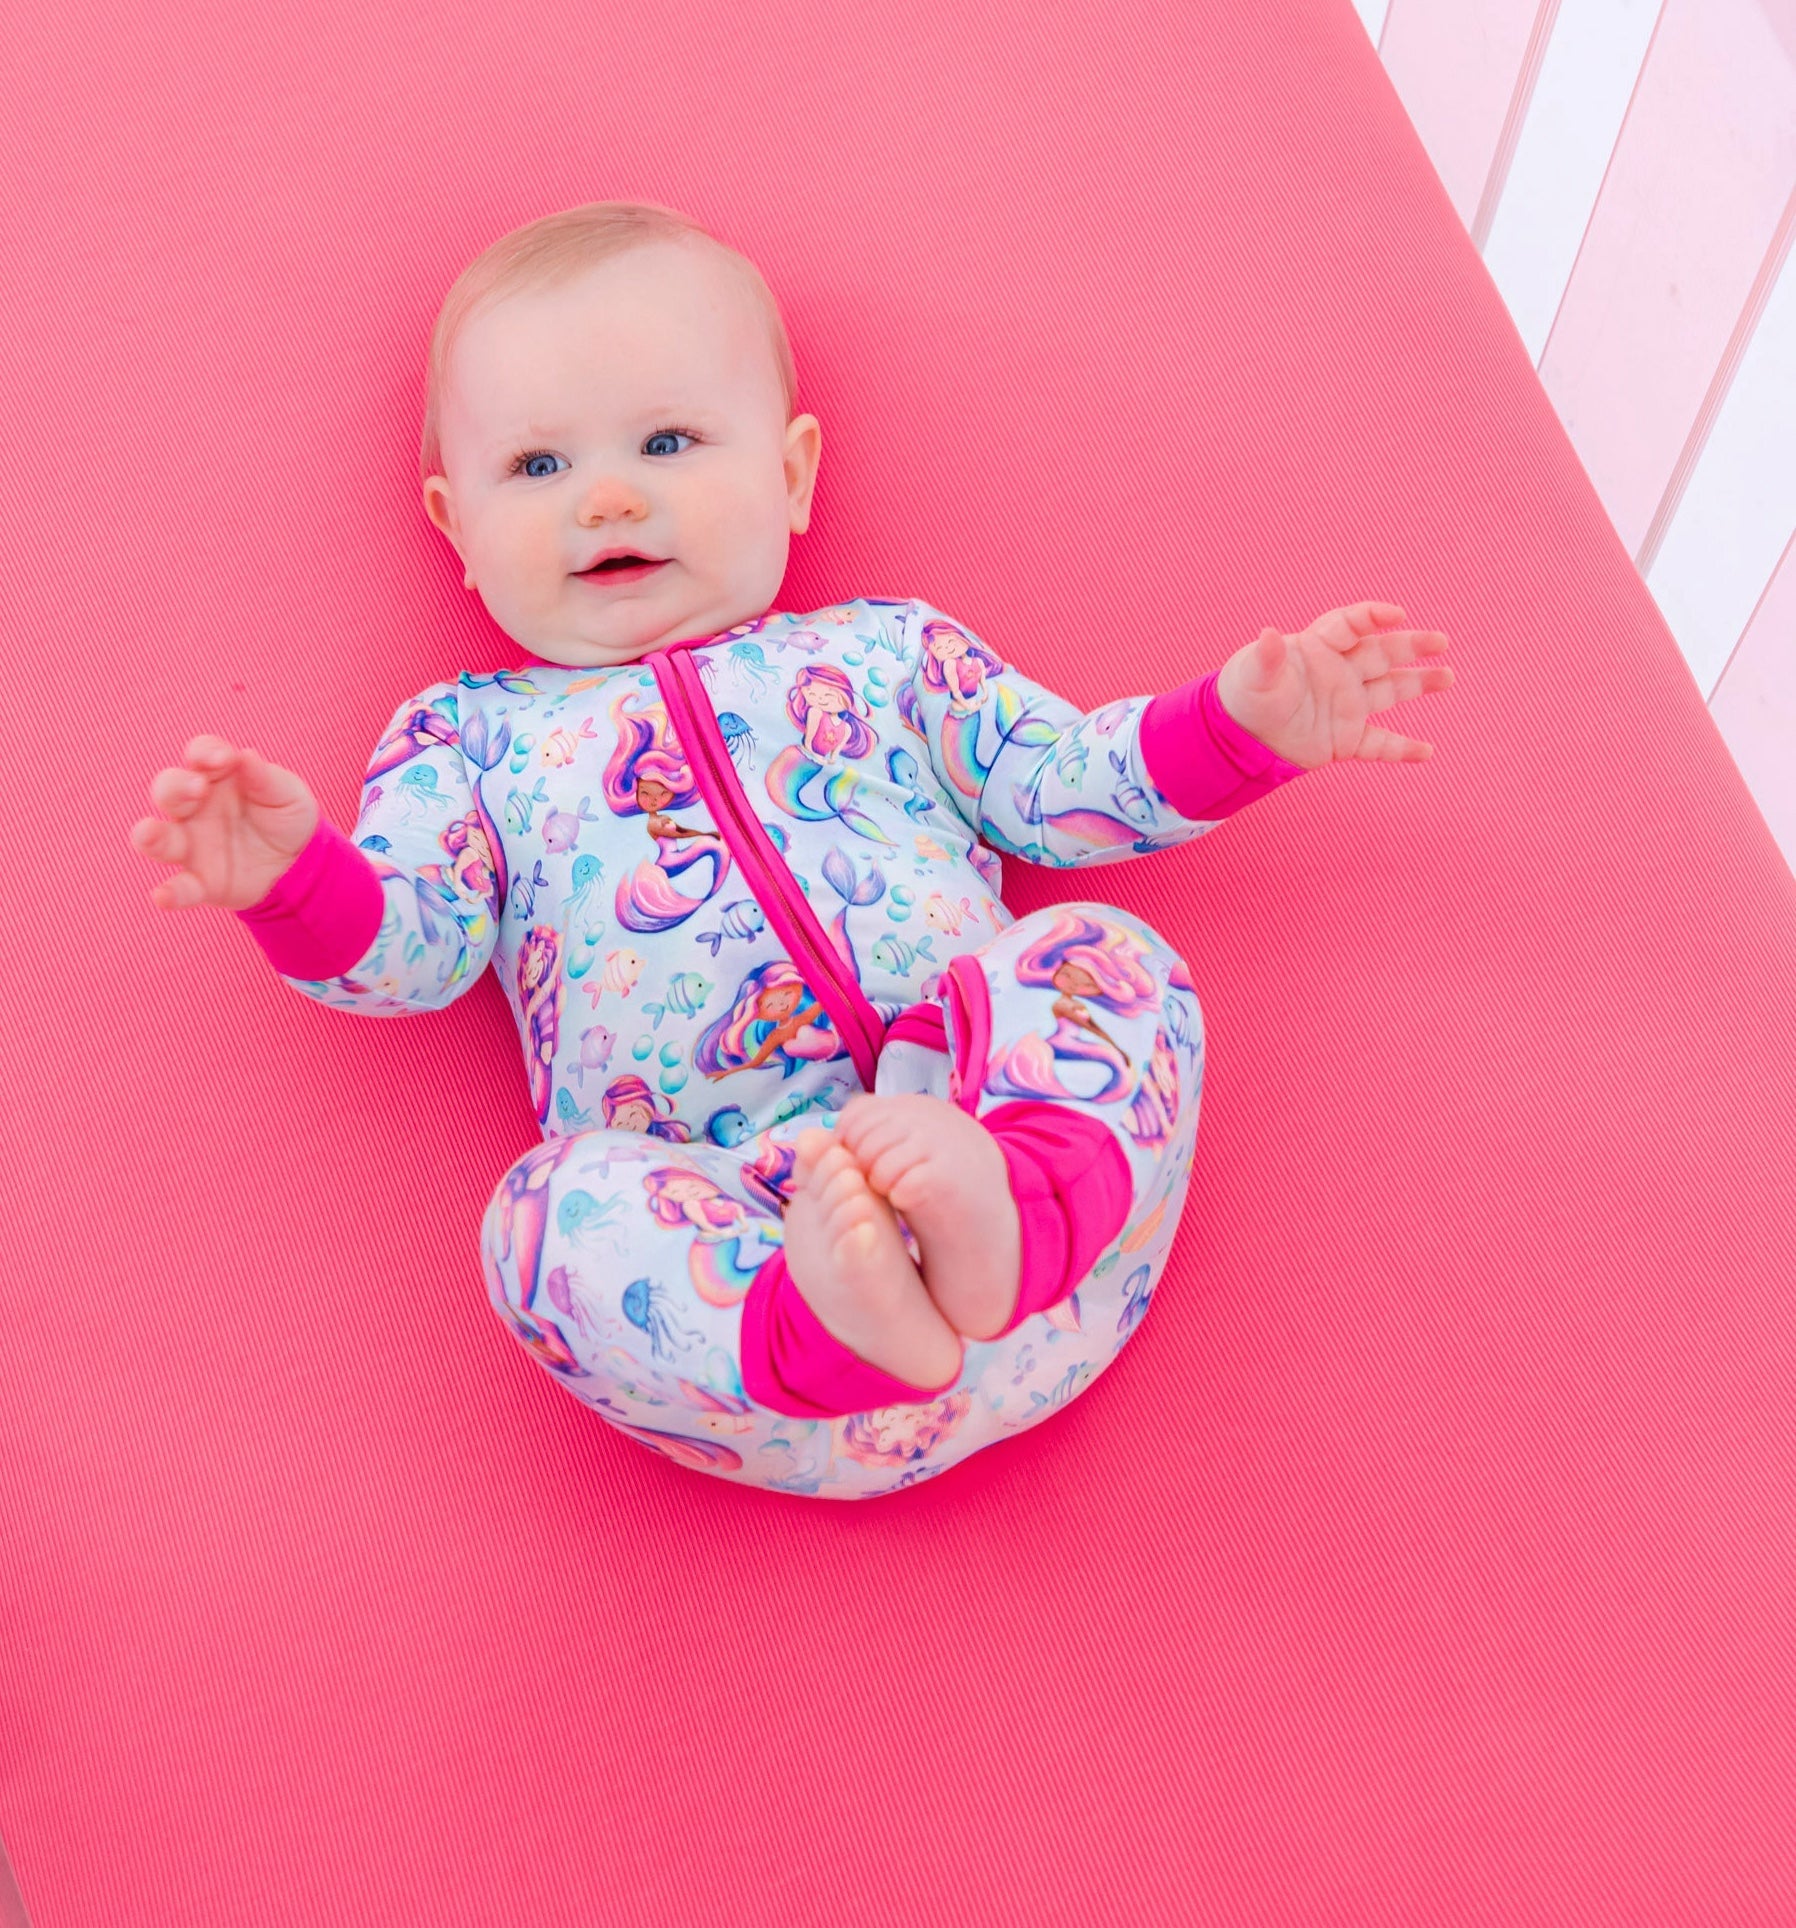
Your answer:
238,596 -> 1308,1499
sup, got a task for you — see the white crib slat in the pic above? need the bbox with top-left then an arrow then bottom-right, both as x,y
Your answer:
1479,0 -> 1663,361
1646,237 -> 1796,698
1376,0 -> 1796,878
1535,0 -> 1796,560
1709,533 -> 1796,878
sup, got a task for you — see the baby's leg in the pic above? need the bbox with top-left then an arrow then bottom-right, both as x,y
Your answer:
844,904 -> 1204,1342
477,1129 -> 783,1441
478,1125 -> 968,1450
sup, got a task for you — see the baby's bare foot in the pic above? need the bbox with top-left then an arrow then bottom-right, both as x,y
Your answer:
782,1131 -> 965,1393
834,1094 -> 1022,1342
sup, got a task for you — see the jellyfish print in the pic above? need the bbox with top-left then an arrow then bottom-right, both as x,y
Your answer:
715,710 -> 758,771
564,852 -> 610,981
620,1275 -> 705,1361
544,1263 -> 600,1338
393,764 -> 453,826
555,1187 -> 625,1247
726,639 -> 779,695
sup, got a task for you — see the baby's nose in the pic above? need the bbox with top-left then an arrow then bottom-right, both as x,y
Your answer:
578,474 -> 649,521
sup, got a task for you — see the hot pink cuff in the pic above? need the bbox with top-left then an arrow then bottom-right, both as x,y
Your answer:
738,1249 -> 962,1419
937,955 -> 1136,1333
236,815 -> 386,980
1138,668 -> 1308,820
983,1103 -> 1135,1338
882,1001 -> 949,1053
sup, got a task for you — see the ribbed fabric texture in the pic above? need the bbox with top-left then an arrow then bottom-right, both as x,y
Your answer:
8,0 -> 1796,1922
982,1103 -> 1135,1338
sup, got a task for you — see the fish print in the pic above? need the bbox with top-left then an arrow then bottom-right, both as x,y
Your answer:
600,949 -> 645,997
542,796 -> 602,853
695,900 -> 766,956
869,933 -> 936,978
571,1023 -> 617,1085
541,718 -> 598,765
643,971 -> 713,1028
505,777 -> 550,834
923,893 -> 976,937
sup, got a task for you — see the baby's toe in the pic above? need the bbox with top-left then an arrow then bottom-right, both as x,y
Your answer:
813,1143 -> 866,1214
793,1126 -> 833,1181
836,1094 -> 917,1162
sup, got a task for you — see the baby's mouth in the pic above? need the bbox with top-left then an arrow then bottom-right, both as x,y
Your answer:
576,553 -> 670,588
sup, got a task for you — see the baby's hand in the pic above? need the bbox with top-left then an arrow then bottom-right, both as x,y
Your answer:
129,736 -> 320,911
1215,602 -> 1455,769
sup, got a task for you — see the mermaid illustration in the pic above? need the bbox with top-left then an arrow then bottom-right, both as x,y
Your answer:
642,1166 -> 782,1309
838,1391 -> 974,1468
760,664 -> 897,846
1123,1025 -> 1181,1150
785,663 -> 876,766
694,959 -> 843,1081
517,926 -> 564,1127
433,808 -> 500,918
999,714 -> 1167,859
983,909 -> 1158,1105
364,694 -> 460,778
918,617 -> 1005,715
603,685 -> 733,932
741,1132 -> 800,1212
914,642 -> 1063,828
601,1072 -> 694,1143
394,808 -> 499,975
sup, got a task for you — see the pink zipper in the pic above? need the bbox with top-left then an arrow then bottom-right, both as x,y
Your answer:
647,645 -> 887,1091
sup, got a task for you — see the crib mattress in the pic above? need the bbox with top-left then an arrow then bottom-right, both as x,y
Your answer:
3,0 -> 1794,1920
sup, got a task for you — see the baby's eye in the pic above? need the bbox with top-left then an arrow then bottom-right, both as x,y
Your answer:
643,428 -> 697,456
509,450 -> 568,479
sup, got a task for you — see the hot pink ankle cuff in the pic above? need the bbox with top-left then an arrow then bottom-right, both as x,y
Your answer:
982,1102 -> 1135,1338
1138,668 -> 1308,821
882,1001 -> 949,1054
738,1248 -> 962,1419
236,815 -> 386,980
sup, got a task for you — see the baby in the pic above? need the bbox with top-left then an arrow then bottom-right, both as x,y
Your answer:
129,201 -> 1453,1500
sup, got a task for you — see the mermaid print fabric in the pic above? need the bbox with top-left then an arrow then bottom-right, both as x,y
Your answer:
268,596 -> 1291,1497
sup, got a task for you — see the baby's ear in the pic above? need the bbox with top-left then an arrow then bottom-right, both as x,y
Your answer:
421,473 -> 464,550
783,413 -> 823,532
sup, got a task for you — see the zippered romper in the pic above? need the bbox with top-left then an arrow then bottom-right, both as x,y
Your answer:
238,597 -> 1308,1499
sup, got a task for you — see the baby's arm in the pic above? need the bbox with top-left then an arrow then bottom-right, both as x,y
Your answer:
255,682 -> 504,1016
133,682 -> 503,1017
894,599 -> 1308,869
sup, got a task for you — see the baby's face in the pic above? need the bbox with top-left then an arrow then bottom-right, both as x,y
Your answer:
424,240 -> 821,667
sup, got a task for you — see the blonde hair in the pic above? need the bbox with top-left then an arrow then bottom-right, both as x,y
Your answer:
418,200 -> 799,483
